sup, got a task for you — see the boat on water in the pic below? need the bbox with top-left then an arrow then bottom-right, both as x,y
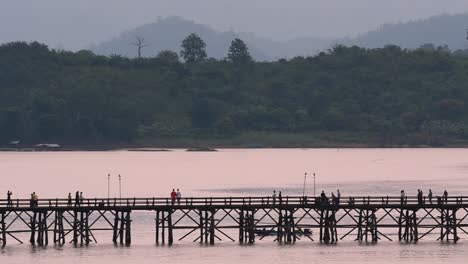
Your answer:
254,228 -> 312,236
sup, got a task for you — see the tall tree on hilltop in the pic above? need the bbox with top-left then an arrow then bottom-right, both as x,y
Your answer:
131,36 -> 149,58
227,38 -> 252,65
180,33 -> 207,63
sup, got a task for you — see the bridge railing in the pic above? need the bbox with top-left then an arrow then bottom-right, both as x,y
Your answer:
0,195 -> 466,209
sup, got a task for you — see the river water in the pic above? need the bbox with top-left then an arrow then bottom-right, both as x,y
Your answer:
1,148 -> 468,263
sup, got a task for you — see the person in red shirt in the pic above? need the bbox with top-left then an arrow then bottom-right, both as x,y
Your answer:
170,189 -> 177,205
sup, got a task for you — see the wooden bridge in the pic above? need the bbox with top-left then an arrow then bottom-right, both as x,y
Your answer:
1,195 -> 467,247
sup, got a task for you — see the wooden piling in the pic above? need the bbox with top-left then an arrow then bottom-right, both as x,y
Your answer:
209,210 -> 215,245
1,211 -> 6,246
30,211 -> 37,244
168,210 -> 173,246
125,211 -> 132,245
155,211 -> 160,244
112,211 -> 119,243
239,210 -> 244,243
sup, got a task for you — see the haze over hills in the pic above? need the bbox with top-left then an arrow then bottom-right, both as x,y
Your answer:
92,14 -> 468,60
341,13 -> 468,50
91,17 -> 271,60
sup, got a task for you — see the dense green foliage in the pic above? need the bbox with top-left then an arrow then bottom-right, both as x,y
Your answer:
1,40 -> 468,146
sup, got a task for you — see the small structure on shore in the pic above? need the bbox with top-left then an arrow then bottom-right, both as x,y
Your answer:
186,147 -> 217,152
34,143 -> 61,151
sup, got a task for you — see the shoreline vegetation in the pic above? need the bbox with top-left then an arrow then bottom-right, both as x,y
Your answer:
2,39 -> 468,149
2,132 -> 468,151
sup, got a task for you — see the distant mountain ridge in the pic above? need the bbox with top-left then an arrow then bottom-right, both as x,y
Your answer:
91,16 -> 271,60
341,13 -> 468,50
92,14 -> 468,60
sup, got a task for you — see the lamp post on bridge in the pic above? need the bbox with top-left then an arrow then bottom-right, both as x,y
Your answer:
302,172 -> 307,197
118,174 -> 122,199
313,173 -> 316,197
107,174 -> 110,199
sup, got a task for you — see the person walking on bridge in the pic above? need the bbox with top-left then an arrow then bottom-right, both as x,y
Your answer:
272,190 -> 277,205
75,191 -> 80,207
443,190 -> 448,204
176,189 -> 181,205
428,189 -> 433,204
417,189 -> 423,206
6,190 -> 12,207
170,189 -> 177,205
400,190 -> 406,205
31,192 -> 38,207
67,192 -> 72,207
336,190 -> 341,205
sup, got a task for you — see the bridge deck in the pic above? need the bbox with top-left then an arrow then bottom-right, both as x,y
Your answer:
0,196 -> 466,247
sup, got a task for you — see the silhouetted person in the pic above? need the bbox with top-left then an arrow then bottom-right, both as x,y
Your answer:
400,190 -> 405,205
67,192 -> 72,207
320,190 -> 328,204
6,190 -> 12,207
32,192 -> 38,207
443,190 -> 448,204
336,190 -> 341,205
272,190 -> 277,205
176,189 -> 181,205
428,189 -> 433,204
75,191 -> 80,206
170,189 -> 177,205
80,192 -> 84,205
30,193 -> 34,207
278,191 -> 283,205
417,189 -> 423,206
331,192 -> 336,205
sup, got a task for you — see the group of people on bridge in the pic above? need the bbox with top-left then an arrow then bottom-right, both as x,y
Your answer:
400,189 -> 449,205
170,189 -> 182,205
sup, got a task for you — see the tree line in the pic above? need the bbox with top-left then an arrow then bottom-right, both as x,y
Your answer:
1,33 -> 468,147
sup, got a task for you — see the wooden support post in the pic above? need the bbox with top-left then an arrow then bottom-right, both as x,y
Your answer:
80,211 -> 85,245
364,210 -> 369,242
398,209 -> 403,241
43,211 -> 49,246
1,211 -> 6,246
119,211 -> 125,244
30,211 -> 37,245
162,211 -> 166,244
37,212 -> 43,246
125,211 -> 132,245
356,209 -> 363,241
291,210 -> 297,243
440,209 -> 446,241
168,210 -> 173,246
239,210 -> 244,243
112,211 -> 119,243
453,209 -> 459,243
324,210 -> 331,243
204,211 -> 209,243
155,211 -> 160,244
412,211 -> 418,242
84,211 -> 90,245
209,210 -> 215,245
250,211 -> 255,244
73,210 -> 78,245
278,210 -> 284,243
54,211 -> 65,245
404,210 -> 410,241
319,209 -> 324,242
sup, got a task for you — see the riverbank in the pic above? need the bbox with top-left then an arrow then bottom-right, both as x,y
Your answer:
2,131 -> 468,151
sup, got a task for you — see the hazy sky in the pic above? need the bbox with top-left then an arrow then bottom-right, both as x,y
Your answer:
1,0 -> 468,50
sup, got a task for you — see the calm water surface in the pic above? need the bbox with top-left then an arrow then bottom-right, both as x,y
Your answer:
1,148 -> 468,263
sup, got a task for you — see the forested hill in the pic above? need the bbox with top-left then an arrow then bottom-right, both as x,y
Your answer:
341,13 -> 468,50
1,41 -> 468,147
